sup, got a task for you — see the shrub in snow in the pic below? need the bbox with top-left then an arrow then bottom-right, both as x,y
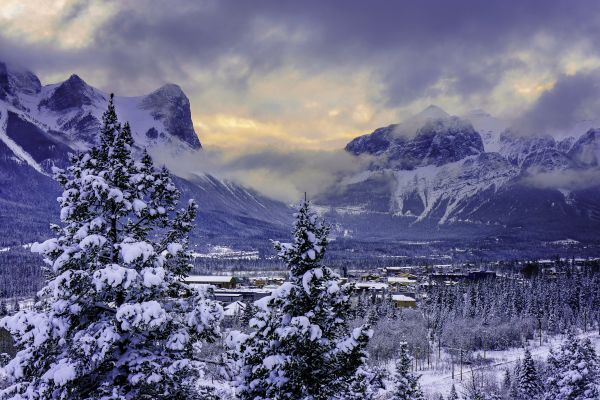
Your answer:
226,200 -> 373,400
461,369 -> 502,400
0,95 -> 222,399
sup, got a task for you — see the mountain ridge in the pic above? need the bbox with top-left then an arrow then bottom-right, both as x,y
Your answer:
0,60 -> 292,248
317,105 -> 600,242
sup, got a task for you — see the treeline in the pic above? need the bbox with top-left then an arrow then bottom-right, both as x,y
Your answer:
423,269 -> 600,355
0,249 -> 44,299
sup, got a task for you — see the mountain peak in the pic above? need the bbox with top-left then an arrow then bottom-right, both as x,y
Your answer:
140,83 -> 200,149
66,74 -> 86,86
416,104 -> 450,120
40,73 -> 104,112
156,83 -> 184,96
346,114 -> 483,169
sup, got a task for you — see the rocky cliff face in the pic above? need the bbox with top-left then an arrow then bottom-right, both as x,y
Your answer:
347,115 -> 483,170
140,84 -> 201,149
569,129 -> 600,167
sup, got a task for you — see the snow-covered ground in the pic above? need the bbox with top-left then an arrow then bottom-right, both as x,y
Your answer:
417,331 -> 600,398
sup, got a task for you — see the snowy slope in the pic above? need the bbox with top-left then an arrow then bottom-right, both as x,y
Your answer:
391,153 -> 518,224
0,104 -> 44,173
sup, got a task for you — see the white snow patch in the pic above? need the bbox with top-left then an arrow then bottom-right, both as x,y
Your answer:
120,241 -> 155,263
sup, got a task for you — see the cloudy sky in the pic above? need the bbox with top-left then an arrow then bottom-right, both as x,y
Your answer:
3,0 -> 600,151
2,0 -> 600,200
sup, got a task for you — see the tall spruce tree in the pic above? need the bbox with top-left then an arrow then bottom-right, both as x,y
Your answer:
226,200 -> 373,400
391,341 -> 424,400
517,349 -> 541,400
0,95 -> 222,399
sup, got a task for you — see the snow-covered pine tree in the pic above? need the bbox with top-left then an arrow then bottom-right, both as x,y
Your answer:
391,341 -> 424,400
240,301 -> 255,327
0,95 -> 223,399
226,200 -> 373,400
545,333 -> 600,400
518,348 -> 541,399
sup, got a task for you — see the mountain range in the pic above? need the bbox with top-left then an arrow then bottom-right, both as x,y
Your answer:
317,105 -> 600,244
1,60 -> 599,258
0,61 -> 291,250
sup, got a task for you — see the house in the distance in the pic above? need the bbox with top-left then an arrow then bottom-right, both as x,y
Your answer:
184,275 -> 237,289
223,301 -> 247,317
392,294 -> 417,308
354,282 -> 388,294
387,276 -> 417,292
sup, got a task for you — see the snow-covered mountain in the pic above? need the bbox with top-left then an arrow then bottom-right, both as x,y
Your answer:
0,61 -> 291,246
318,106 -> 600,242
346,113 -> 484,170
1,62 -> 201,167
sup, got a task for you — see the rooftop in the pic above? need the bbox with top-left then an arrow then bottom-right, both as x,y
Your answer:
184,275 -> 235,283
392,294 -> 416,302
387,277 -> 417,283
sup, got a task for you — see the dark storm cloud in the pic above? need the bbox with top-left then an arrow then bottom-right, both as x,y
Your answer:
514,69 -> 600,134
4,0 -> 600,106
113,0 -> 600,105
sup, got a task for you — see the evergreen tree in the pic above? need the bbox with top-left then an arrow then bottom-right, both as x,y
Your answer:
0,301 -> 7,316
240,300 -> 256,327
448,384 -> 459,400
355,293 -> 368,319
391,342 -> 424,400
227,200 -> 373,400
509,359 -> 521,400
0,95 -> 222,399
545,334 -> 600,400
502,368 -> 511,394
518,349 -> 541,399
